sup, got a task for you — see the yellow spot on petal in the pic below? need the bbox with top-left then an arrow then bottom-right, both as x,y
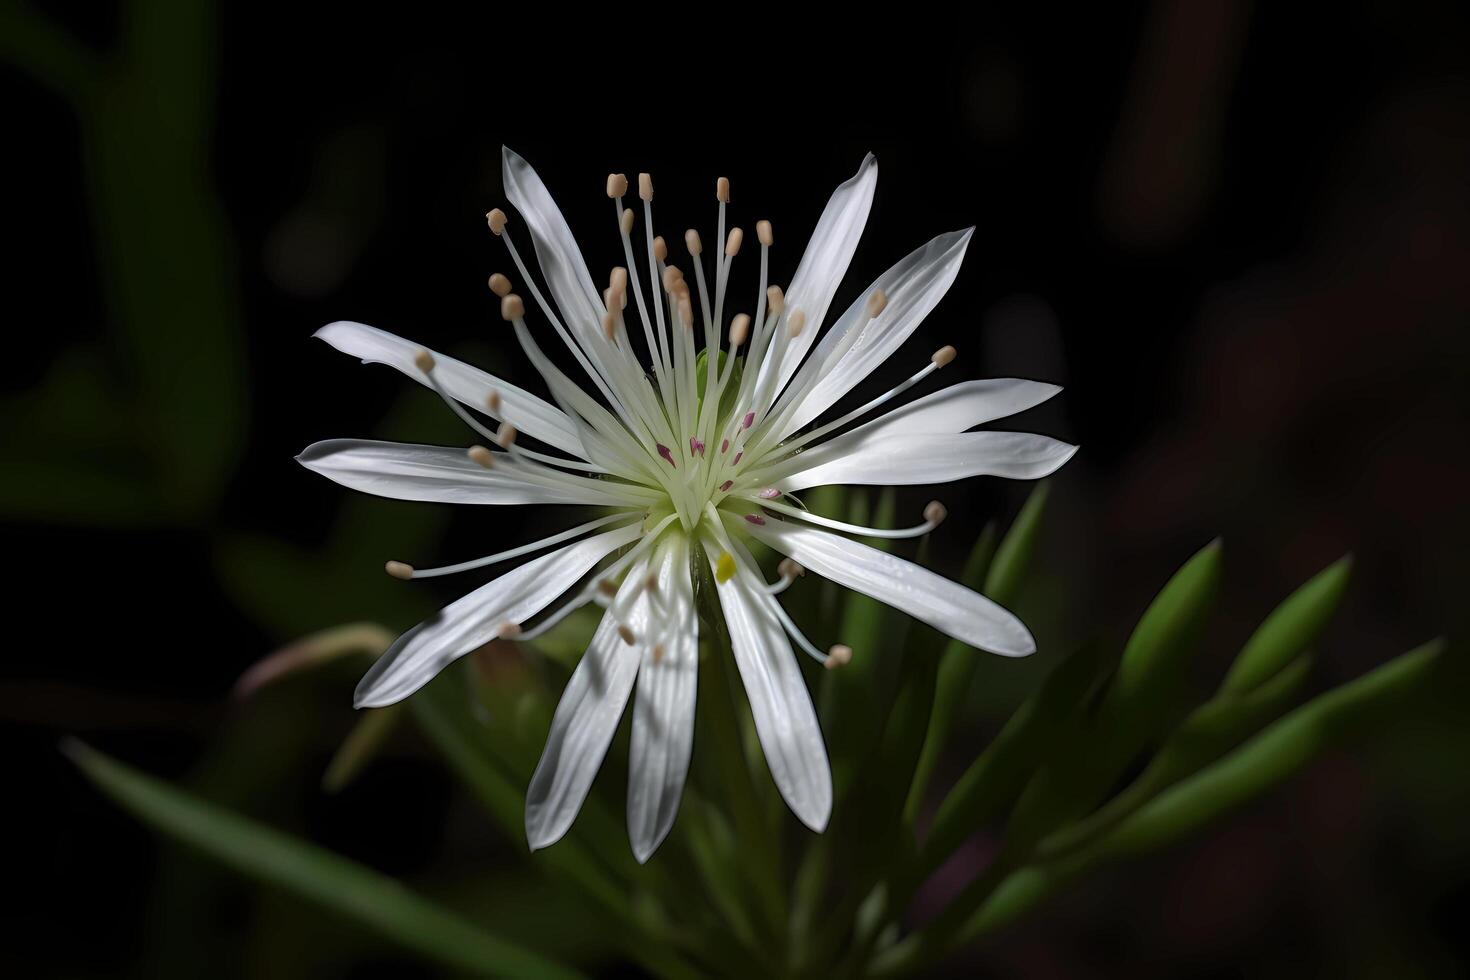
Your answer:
715,552 -> 737,583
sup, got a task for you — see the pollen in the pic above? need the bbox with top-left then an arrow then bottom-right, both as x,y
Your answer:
715,551 -> 737,583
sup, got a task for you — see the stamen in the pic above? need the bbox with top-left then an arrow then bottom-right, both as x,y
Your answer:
597,578 -> 619,598
751,497 -> 947,539
384,561 -> 415,580
501,294 -> 525,321
497,423 -> 518,449
486,209 -> 507,236
826,645 -> 853,670
756,219 -> 773,247
467,445 -> 496,469
742,412 -> 755,429
638,172 -> 653,202
498,622 -> 522,638
716,177 -> 730,203
923,500 -> 948,526
685,229 -> 702,255
399,514 -> 640,580
932,345 -> 957,367
744,514 -> 766,526
689,436 -> 705,457
758,488 -> 780,499
488,273 -> 512,297
720,439 -> 729,453
725,227 -> 744,257
715,551 -> 737,583
606,173 -> 628,198
788,309 -> 807,338
413,349 -> 435,374
486,391 -> 501,413
729,313 -> 751,347
718,480 -> 733,492
763,557 -> 806,595
617,624 -> 637,645
653,236 -> 668,262
620,209 -> 636,235
766,285 -> 785,315
652,644 -> 666,664
657,444 -> 677,467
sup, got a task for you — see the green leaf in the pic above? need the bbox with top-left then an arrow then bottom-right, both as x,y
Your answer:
1220,555 -> 1352,696
917,639 -> 1107,879
983,481 -> 1052,607
904,520 -> 1000,822
64,740 -> 583,980
871,639 -> 1443,975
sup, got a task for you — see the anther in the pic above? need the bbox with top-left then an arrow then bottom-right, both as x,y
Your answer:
644,572 -> 659,593
620,209 -> 636,235
596,578 -> 619,598
825,644 -> 853,670
778,558 -> 806,580
488,273 -> 512,297
923,500 -> 948,526
638,173 -> 653,202
602,311 -> 617,340
486,208 -> 507,236
788,309 -> 807,337
610,266 -> 629,294
657,444 -> 677,468
486,391 -> 501,413
498,621 -> 522,639
758,488 -> 780,499
413,349 -> 436,375
931,345 -> 956,367
385,560 -> 415,580
725,227 -> 744,257
716,177 -> 730,203
606,173 -> 628,198
652,644 -> 666,664
742,411 -> 755,429
497,424 -> 518,449
718,480 -> 733,492
467,445 -> 496,469
866,289 -> 888,319
756,220 -> 773,247
685,229 -> 703,255
618,624 -> 637,645
501,294 -> 525,321
766,285 -> 785,315
729,313 -> 751,346
744,514 -> 766,526
653,235 -> 668,262
662,265 -> 683,292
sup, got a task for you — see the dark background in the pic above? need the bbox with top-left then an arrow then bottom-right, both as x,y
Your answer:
4,2 -> 1469,976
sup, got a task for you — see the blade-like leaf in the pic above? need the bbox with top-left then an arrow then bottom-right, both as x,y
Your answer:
64,740 -> 583,980
1220,555 -> 1351,696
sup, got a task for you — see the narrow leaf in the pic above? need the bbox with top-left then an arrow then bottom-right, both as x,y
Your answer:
1220,555 -> 1352,696
64,740 -> 583,980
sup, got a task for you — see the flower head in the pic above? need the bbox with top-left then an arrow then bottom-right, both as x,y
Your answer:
298,147 -> 1076,861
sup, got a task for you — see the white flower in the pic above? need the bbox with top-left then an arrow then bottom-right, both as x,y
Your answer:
299,147 -> 1076,862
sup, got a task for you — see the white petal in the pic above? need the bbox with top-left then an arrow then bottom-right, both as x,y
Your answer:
760,154 -> 878,395
779,229 -> 973,439
741,519 -> 1036,657
843,378 -> 1063,440
626,537 -> 698,863
314,321 -> 584,457
297,439 -> 639,507
705,534 -> 832,831
526,553 -> 654,851
764,432 -> 1078,492
355,523 -> 642,708
501,147 -> 606,352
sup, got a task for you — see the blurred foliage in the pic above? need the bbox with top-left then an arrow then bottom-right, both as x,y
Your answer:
72,481 -> 1447,977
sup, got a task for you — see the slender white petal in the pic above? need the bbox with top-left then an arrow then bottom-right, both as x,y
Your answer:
705,532 -> 832,831
297,439 -> 647,507
776,229 -> 973,439
627,537 -> 698,863
501,147 -> 606,353
761,432 -> 1079,492
355,523 -> 643,708
314,321 -> 584,457
526,553 -> 654,850
760,154 -> 878,395
741,518 -> 1036,657
839,378 -> 1063,441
